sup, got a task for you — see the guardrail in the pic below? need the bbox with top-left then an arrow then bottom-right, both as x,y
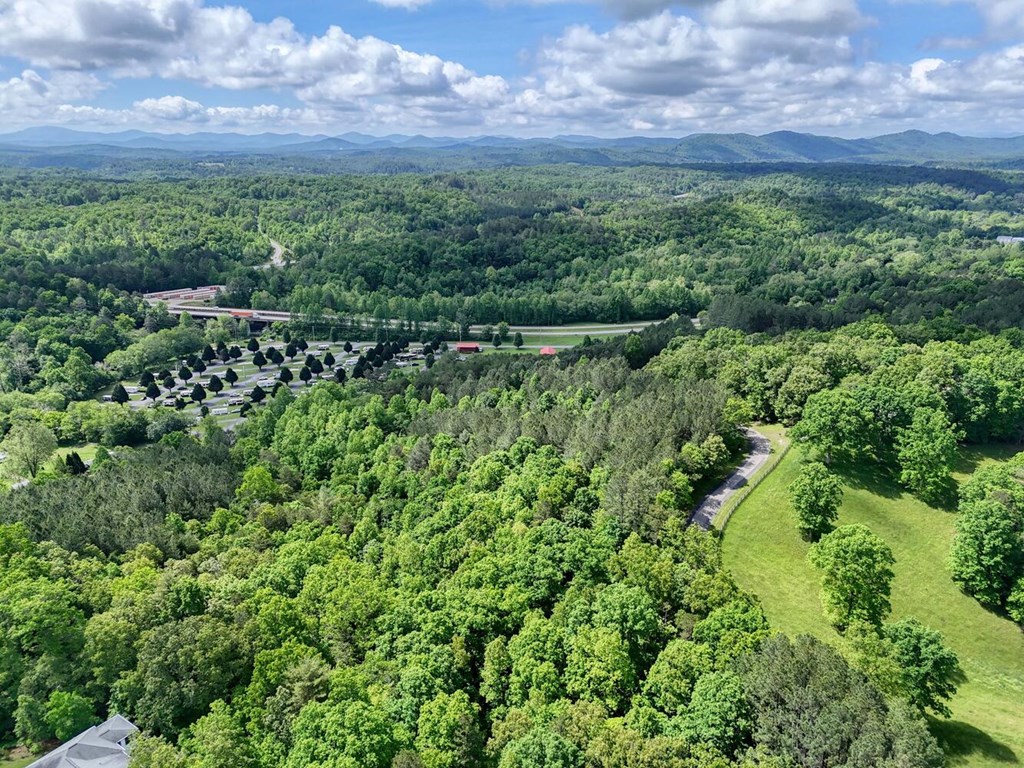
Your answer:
715,438 -> 791,531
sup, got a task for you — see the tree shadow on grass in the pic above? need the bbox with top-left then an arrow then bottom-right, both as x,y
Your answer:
833,460 -> 960,510
954,443 -> 1022,477
832,461 -> 903,501
930,718 -> 1019,765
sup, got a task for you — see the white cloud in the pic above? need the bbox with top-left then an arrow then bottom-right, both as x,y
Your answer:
0,69 -> 103,113
0,0 -> 1021,136
0,0 -> 508,119
368,0 -> 434,9
0,0 -> 198,69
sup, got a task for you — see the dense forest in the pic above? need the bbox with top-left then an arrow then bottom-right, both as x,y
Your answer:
2,330 -> 971,768
2,164 -> 1024,331
0,161 -> 1022,767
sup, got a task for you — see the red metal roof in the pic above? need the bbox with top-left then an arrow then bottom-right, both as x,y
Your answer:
539,346 -> 557,355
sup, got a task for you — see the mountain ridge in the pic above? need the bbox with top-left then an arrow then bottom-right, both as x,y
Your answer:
3,127 -> 1024,168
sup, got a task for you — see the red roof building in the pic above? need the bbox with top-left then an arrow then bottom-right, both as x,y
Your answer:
455,342 -> 482,353
539,346 -> 557,356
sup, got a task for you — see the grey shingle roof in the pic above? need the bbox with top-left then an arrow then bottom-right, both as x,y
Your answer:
26,715 -> 137,768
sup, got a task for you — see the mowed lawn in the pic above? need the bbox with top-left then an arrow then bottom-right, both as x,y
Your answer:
721,441 -> 1024,768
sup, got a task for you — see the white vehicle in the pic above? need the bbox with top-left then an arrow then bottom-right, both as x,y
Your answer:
229,397 -> 244,406
125,386 -> 139,394
212,407 -> 228,415
317,343 -> 331,350
345,358 -> 358,366
163,398 -> 176,406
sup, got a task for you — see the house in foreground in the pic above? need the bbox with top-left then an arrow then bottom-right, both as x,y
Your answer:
26,715 -> 137,768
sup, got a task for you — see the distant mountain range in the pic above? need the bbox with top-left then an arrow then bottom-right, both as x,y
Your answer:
2,127 -> 1024,169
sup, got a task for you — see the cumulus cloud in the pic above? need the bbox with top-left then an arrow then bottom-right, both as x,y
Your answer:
0,69 -> 103,113
0,0 -> 197,69
0,0 -> 507,119
0,0 -> 1021,136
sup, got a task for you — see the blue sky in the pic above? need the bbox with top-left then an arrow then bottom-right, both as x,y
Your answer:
0,0 -> 1021,136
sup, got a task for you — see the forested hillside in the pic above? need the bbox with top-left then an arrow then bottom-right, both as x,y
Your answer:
2,335 -> 963,768
0,160 -> 1022,768
2,164 -> 1024,332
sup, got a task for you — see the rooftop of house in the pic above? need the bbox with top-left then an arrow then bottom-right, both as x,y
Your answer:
26,715 -> 137,768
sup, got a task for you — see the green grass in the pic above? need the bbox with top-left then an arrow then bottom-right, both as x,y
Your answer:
721,441 -> 1024,767
1,754 -> 36,767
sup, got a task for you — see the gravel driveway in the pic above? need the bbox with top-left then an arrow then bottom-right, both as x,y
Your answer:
689,427 -> 772,529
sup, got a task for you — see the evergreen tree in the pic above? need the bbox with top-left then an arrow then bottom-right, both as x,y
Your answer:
110,383 -> 130,405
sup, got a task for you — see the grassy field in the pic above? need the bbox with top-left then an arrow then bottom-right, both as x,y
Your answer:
721,439 -> 1024,767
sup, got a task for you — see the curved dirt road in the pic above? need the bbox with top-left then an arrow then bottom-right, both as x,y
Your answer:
689,427 -> 772,529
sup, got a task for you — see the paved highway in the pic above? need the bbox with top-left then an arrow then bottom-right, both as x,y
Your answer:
144,290 -> 669,338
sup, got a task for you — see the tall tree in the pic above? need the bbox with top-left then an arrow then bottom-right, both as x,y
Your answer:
808,524 -> 895,632
949,498 -> 1023,609
791,388 -> 869,465
1,422 -> 58,479
896,408 -> 959,504
110,383 -> 130,405
884,618 -> 961,717
790,461 -> 844,541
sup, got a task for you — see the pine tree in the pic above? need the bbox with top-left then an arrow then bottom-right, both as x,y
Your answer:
110,383 -> 130,405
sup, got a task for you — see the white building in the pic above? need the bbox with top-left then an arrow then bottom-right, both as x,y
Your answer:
996,236 -> 1024,244
26,715 -> 137,768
